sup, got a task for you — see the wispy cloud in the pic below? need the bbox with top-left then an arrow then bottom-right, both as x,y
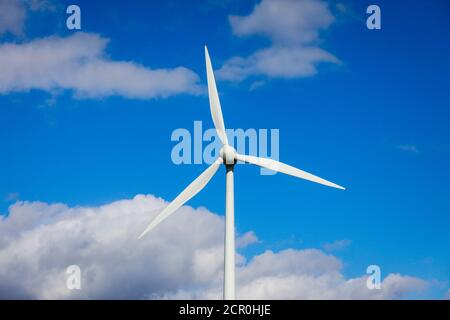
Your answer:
398,144 -> 419,153
249,80 -> 265,91
0,0 -> 26,36
4,192 -> 20,202
323,239 -> 352,252
217,0 -> 339,82
0,0 -> 53,37
218,46 -> 338,81
335,2 -> 365,22
444,289 -> 450,300
236,231 -> 259,248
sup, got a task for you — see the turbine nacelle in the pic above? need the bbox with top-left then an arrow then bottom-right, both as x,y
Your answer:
220,145 -> 237,165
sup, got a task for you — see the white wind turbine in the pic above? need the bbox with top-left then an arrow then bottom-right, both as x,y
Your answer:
139,46 -> 345,300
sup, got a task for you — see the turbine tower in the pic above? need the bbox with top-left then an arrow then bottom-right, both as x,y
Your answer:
139,46 -> 345,300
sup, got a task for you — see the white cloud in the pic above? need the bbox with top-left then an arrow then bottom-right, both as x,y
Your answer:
217,46 -> 338,81
0,195 -> 225,299
229,0 -> 334,45
323,239 -> 352,252
249,80 -> 265,91
28,0 -> 54,12
0,32 -> 202,99
218,0 -> 338,82
236,231 -> 259,248
164,250 -> 428,300
236,271 -> 427,300
0,0 -> 26,36
0,0 -> 53,37
0,195 -> 430,299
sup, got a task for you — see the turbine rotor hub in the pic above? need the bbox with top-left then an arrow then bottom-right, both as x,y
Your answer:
220,145 -> 237,165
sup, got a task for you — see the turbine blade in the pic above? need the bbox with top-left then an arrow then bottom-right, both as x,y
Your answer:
236,154 -> 345,190
139,158 -> 223,239
205,46 -> 229,146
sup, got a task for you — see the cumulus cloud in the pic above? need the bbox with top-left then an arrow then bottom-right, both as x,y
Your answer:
217,0 -> 339,82
0,195 -> 225,299
0,32 -> 202,99
163,250 -> 428,300
0,195 -> 429,299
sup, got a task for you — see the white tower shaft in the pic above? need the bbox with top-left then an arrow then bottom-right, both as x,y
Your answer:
224,164 -> 235,300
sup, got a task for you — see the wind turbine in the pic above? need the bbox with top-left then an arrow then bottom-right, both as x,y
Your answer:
139,46 -> 345,300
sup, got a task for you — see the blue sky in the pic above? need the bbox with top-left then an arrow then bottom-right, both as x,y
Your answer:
0,0 -> 449,299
